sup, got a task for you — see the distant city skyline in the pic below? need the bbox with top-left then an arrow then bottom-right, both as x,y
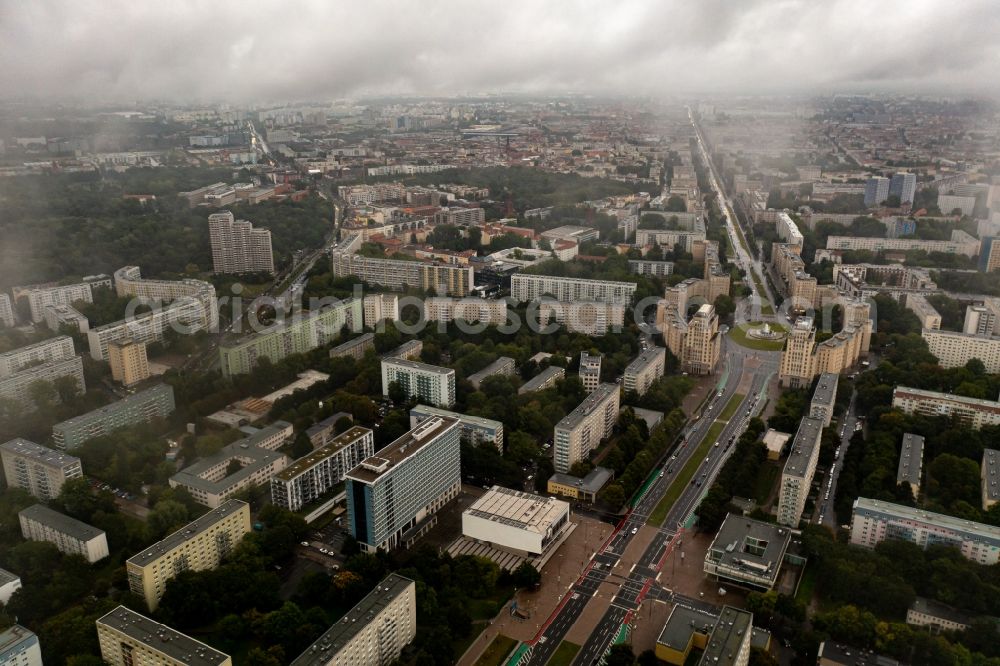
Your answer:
1,1 -> 999,101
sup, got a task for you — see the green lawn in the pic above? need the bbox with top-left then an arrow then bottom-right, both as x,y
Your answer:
549,641 -> 581,666
752,463 -> 781,505
475,635 -> 518,666
728,324 -> 785,351
718,393 -> 746,421
761,303 -> 775,316
795,565 -> 818,605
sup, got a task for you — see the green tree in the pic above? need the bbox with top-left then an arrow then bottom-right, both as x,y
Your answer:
600,483 -> 626,511
289,431 -> 313,459
512,562 -> 542,589
148,500 -> 189,538
605,644 -> 636,666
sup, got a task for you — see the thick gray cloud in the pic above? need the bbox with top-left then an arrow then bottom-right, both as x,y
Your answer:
1,0 -> 998,101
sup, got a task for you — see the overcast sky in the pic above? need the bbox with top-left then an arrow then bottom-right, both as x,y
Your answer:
2,0 -> 999,102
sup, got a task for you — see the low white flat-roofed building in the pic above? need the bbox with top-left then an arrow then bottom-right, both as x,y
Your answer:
892,386 -> 1000,430
467,356 -> 516,390
906,597 -> 972,634
704,514 -> 791,591
519,366 -> 565,394
462,485 -> 570,556
19,503 -> 109,563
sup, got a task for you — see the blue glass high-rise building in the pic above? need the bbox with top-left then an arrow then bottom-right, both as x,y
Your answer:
345,416 -> 461,552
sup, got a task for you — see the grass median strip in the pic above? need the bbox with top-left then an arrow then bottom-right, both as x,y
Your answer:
549,641 -> 581,666
718,393 -> 746,421
649,393 -> 744,526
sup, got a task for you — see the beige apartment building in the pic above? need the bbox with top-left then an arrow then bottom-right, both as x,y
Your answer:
208,211 -> 274,275
107,339 -> 150,386
0,438 -> 82,501
126,500 -> 250,611
97,606 -> 232,666
892,386 -> 1000,430
553,383 -> 620,473
683,304 -> 721,375
290,574 -> 416,666
579,352 -> 602,394
779,311 -> 870,388
424,297 -> 509,325
363,293 -> 399,327
905,294 -> 942,330
922,328 -> 1000,373
623,347 -> 666,397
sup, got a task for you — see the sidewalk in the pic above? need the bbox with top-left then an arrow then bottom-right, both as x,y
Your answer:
455,515 -> 613,666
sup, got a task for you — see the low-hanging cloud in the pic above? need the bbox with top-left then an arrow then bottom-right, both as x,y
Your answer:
1,0 -> 999,102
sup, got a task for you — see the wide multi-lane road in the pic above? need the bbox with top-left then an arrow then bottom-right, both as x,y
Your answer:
520,339 -> 779,665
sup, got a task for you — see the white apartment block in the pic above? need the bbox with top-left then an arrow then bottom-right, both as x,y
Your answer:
922,328 -> 1000,373
363,293 -> 400,327
424,297 -> 509,326
290,574 -> 416,666
892,386 -> 1000,430
43,304 -> 89,333
850,498 -> 1000,565
518,366 -> 566,394
1,438 -> 82,501
337,183 -> 406,206
963,305 -> 996,337
0,569 -> 21,605
0,294 -> 14,328
271,427 -> 375,512
538,301 -> 625,336
579,352 -> 602,394
0,335 -> 76,377
19,504 -> 109,563
938,193 -> 976,217
777,417 -> 824,527
825,232 -> 980,257
0,625 -> 42,666
126,500 -> 251,611
775,212 -> 803,246
627,260 -> 675,277
623,347 -> 666,397
22,275 -> 112,323
467,356 -> 516,390
0,355 -> 85,409
208,211 -> 274,274
409,404 -> 504,450
510,274 -> 637,306
381,358 -> 456,407
331,252 -> 473,296
88,267 -> 218,361
553,383 -> 620,473
434,207 -> 485,226
897,433 -> 924,499
97,606 -> 232,666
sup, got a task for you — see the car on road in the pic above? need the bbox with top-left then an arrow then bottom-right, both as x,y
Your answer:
300,541 -> 309,546
714,442 -> 720,447
705,457 -> 710,463
659,471 -> 665,478
631,527 -> 638,535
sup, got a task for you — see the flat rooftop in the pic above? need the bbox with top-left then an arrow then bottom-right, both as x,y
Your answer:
290,574 -> 413,666
384,340 -> 422,358
548,467 -> 613,494
854,498 -> 1000,543
0,567 -> 19,588
0,438 -> 80,468
555,383 -> 619,431
783,417 -> 824,479
519,366 -> 565,393
984,449 -> 1000,504
52,383 -> 174,429
274,427 -> 372,482
0,625 -> 37,654
382,357 -> 454,376
812,373 -> 838,407
709,514 -> 791,579
701,606 -> 753,666
624,347 -> 665,376
330,332 -> 374,353
410,404 -> 501,430
817,641 -> 901,666
894,385 -> 1000,410
346,416 -> 459,484
465,486 -> 568,535
897,433 -> 924,488
169,422 -> 291,493
0,335 -> 72,362
97,606 -> 230,665
260,370 -> 329,403
304,412 -> 352,438
19,504 -> 104,542
656,605 -> 716,651
467,356 -> 515,383
909,597 -> 971,626
127,500 -> 248,567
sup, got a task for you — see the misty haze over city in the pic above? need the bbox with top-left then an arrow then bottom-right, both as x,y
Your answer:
2,0 -> 1000,101
3,3 -> 1000,666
